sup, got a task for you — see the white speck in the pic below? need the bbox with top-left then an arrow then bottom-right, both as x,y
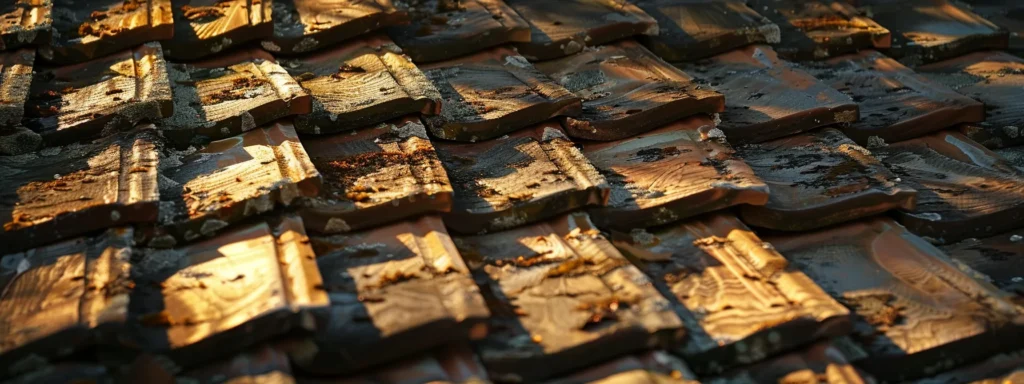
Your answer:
909,212 -> 942,221
110,210 -> 121,221
504,55 -> 532,69
1011,235 -> 1023,242
1012,277 -> 1023,283
53,173 -> 60,179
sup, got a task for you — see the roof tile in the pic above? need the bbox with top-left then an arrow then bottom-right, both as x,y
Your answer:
0,0 -> 53,51
706,338 -> 875,384
264,0 -> 408,55
177,345 -> 295,384
544,350 -> 697,384
387,0 -> 531,63
915,348 -> 1024,384
966,1 -> 1024,53
751,0 -> 890,61
862,0 -> 1008,66
505,0 -> 658,61
300,344 -> 489,383
44,0 -> 174,64
633,0 -> 780,63
164,0 -> 273,61
0,48 -> 36,155
940,230 -> 1024,306
4,363 -> 111,384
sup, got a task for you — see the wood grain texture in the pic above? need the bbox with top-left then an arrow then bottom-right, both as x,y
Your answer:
966,1 -> 1024,53
681,45 -> 858,144
121,215 -> 328,369
300,344 -> 490,384
296,116 -> 453,234
164,0 -> 273,61
736,128 -> 916,231
293,215 -> 489,375
803,49 -> 985,145
0,126 -> 160,253
0,228 -> 133,377
915,348 -> 1024,384
421,47 -> 581,142
534,39 -> 724,141
277,36 -> 440,135
544,350 -> 698,384
44,0 -> 173,64
873,130 -> 1024,243
940,229 -> 1024,307
505,0 -> 659,61
25,42 -> 173,145
705,338 -> 876,384
611,213 -> 851,374
994,145 -> 1024,174
455,212 -> 683,382
265,0 -> 407,55
386,0 -> 531,63
633,0 -> 780,63
751,0 -> 890,61
435,123 -> 609,234
765,218 -> 1024,382
0,49 -> 33,129
0,0 -> 53,51
177,345 -> 295,384
151,120 -> 321,246
580,115 -> 769,231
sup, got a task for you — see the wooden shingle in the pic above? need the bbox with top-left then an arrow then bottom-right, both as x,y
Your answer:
862,0 -> 1008,66
505,0 -> 659,61
751,0 -> 890,61
966,1 -> 1024,53
263,0 -> 408,55
164,0 -> 273,61
633,0 -> 780,63
0,0 -> 53,51
44,0 -> 174,64
387,0 -> 531,63
546,351 -> 697,384
705,338 -> 875,384
300,344 -> 490,384
176,345 -> 295,384
0,48 -> 36,155
940,230 -> 1024,306
915,349 -> 1024,384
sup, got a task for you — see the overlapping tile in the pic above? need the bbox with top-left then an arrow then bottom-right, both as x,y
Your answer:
435,123 -> 609,234
750,0 -> 890,61
804,50 -> 985,144
296,116 -> 453,234
0,127 -> 159,252
966,1 -> 1024,53
263,0 -> 408,55
4,363 -> 113,384
682,45 -> 858,144
765,218 -> 1024,382
300,344 -> 490,383
44,0 -> 174,64
177,345 -> 295,384
150,121 -> 320,247
293,216 -> 489,375
705,338 -> 875,384
0,0 -> 53,51
533,39 -> 724,141
162,50 -> 310,146
505,0 -> 659,61
580,115 -> 769,231
25,42 -> 173,145
544,351 -> 697,384
164,0 -> 272,61
736,128 -> 916,231
277,36 -> 440,135
940,230 -> 1024,306
0,228 -> 132,377
916,349 -> 1024,384
632,0 -> 780,63
0,48 -> 36,155
873,130 -> 1024,243
386,0 -> 530,63
611,213 -> 851,374
454,212 -> 684,382
994,145 -> 1024,173
420,47 -> 581,142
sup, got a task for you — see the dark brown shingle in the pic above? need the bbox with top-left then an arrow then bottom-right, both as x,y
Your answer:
387,0 -> 531,63
44,0 -> 174,64
264,0 -> 408,55
164,0 -> 273,61
634,0 -> 779,63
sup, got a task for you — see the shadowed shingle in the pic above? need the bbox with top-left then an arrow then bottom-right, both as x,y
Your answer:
43,0 -> 174,64
940,230 -> 1024,306
164,0 -> 273,61
0,48 -> 37,155
505,0 -> 659,61
263,0 -> 408,55
387,0 -> 531,63
544,351 -> 697,384
633,0 -> 779,63
0,0 -> 53,51
750,0 -> 890,61
704,338 -> 875,384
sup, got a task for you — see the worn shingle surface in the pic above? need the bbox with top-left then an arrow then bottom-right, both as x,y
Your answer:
751,0 -> 890,61
634,0 -> 779,63
44,0 -> 173,64
164,0 -> 273,61
863,0 -> 1008,66
505,0 -> 658,61
0,0 -> 53,51
387,0 -> 530,63
265,0 -> 408,55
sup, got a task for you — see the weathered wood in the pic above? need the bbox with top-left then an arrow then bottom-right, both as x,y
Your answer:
177,345 -> 296,384
544,351 -> 697,384
25,42 -> 173,145
681,45 -> 858,144
150,120 -> 321,247
162,50 -> 310,146
580,115 -> 769,231
765,218 -> 1024,382
277,36 -> 440,135
0,127 -> 41,156
611,213 -> 851,374
43,0 -> 174,64
3,363 -> 114,384
296,116 -> 453,234
705,338 -> 876,384
299,344 -> 490,384
940,230 -> 1024,306
505,0 -> 658,61
0,0 -> 52,51
862,0 -> 1008,66
966,1 -> 1024,53
0,49 -> 32,129
0,228 -> 133,377
292,215 -> 489,375
435,123 -> 609,234
751,0 -> 890,61
534,40 -> 724,141
915,348 -> 1024,384
421,47 -> 581,142
736,128 -> 916,231
386,0 -> 531,63
0,127 -> 160,252
264,0 -> 407,55
803,49 -> 985,145
873,130 -> 1024,243
164,0 -> 273,61
994,145 -> 1024,173
633,0 -> 779,63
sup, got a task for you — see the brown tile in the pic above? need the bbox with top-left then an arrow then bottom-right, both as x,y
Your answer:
421,47 -> 581,142
298,344 -> 490,384
940,230 -> 1024,306
736,128 -> 916,231
0,49 -> 32,130
263,0 -> 408,55
43,0 -> 174,64
117,215 -> 328,369
751,0 -> 890,61
162,50 -> 310,146
0,0 -> 52,51
387,0 -> 531,63
873,130 -> 1024,243
0,127 -> 159,253
706,338 -> 876,384
435,123 -> 609,234
611,213 -> 851,374
163,0 -> 272,61
505,0 -> 658,61
544,351 -> 697,384
0,228 -> 132,377
533,39 -> 724,141
277,36 -> 441,135
633,0 -> 780,63
4,363 -> 113,384
967,2 -> 1024,53
293,216 -> 489,375
805,50 -> 985,144
178,345 -> 295,384
681,45 -> 858,144
296,116 -> 453,234
580,115 -> 769,231
863,0 -> 1008,66
25,42 -> 173,146
765,218 -> 1024,382
454,212 -> 684,383
994,145 -> 1024,173
915,349 -> 1024,384
149,120 -> 320,247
